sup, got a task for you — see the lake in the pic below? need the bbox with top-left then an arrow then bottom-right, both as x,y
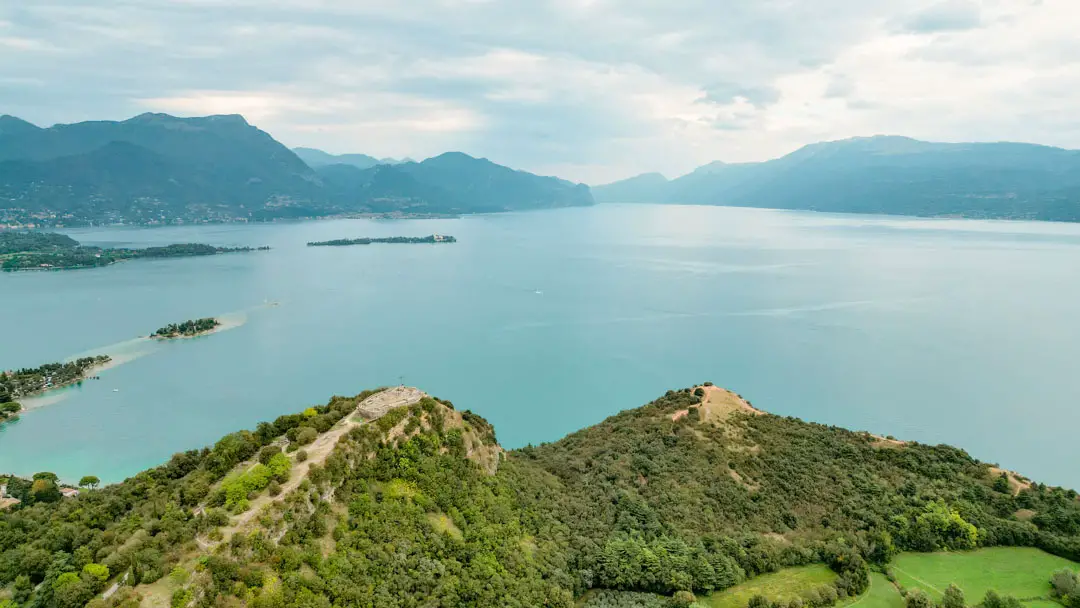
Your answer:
2,204 -> 1079,489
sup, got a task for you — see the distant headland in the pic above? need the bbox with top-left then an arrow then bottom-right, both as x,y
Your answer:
0,231 -> 270,271
307,234 -> 457,247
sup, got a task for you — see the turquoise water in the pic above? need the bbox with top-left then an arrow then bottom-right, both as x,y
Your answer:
2,204 -> 1079,488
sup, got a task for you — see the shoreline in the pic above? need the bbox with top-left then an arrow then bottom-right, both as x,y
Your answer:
1,358 -> 112,420
1,211 -> 463,231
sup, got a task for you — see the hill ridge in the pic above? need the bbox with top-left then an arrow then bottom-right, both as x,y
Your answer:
2,384 -> 1078,608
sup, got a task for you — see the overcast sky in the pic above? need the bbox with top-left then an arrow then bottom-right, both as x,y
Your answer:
2,0 -> 1077,183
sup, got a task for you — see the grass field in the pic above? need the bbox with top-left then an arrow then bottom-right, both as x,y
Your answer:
707,548 -> 1077,608
587,548 -> 1077,608
840,572 -> 905,608
705,565 -> 838,608
891,547 -> 1077,604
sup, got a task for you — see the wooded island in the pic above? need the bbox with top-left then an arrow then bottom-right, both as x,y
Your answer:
151,318 -> 221,338
306,234 -> 456,246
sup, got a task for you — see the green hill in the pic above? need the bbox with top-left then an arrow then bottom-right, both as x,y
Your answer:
0,385 -> 1077,608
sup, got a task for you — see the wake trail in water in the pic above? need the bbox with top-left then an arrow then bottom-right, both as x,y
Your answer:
494,298 -> 931,333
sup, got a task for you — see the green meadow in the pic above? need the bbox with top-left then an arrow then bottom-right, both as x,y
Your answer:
704,548 -> 1077,608
705,565 -> 838,608
889,547 -> 1078,604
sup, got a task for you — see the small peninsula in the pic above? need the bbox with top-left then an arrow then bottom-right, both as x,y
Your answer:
306,234 -> 456,247
152,317 -> 221,338
0,231 -> 270,271
0,355 -> 111,423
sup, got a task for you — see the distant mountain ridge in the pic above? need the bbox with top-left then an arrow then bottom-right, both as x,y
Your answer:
292,147 -> 411,170
0,114 -> 593,225
315,151 -> 592,214
593,135 -> 1080,221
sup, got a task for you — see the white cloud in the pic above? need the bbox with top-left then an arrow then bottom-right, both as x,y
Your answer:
2,0 -> 1079,183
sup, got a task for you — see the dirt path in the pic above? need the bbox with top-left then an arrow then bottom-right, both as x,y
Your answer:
207,386 -> 426,546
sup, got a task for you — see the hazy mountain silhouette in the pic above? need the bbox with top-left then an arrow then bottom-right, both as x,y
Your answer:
593,135 -> 1080,221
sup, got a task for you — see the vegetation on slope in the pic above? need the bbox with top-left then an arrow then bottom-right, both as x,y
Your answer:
1,385 -> 1078,608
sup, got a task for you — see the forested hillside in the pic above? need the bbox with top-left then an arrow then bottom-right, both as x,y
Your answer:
1,385 -> 1078,608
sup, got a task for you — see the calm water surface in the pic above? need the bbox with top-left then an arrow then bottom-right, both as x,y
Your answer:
2,204 -> 1078,488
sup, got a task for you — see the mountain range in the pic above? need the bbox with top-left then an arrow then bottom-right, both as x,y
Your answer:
6,114 -> 1080,225
0,113 -> 593,225
594,136 -> 1080,221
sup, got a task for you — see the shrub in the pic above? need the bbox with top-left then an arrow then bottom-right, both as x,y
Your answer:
905,589 -> 932,608
1051,570 -> 1079,598
942,584 -> 965,608
257,446 -> 281,465
296,428 -> 318,445
171,589 -> 193,608
297,450 -> 309,463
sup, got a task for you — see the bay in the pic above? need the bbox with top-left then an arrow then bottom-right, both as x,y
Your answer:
1,204 -> 1078,489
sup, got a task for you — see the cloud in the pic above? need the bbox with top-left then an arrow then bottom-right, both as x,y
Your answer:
897,0 -> 983,33
824,75 -> 856,99
1,0 -> 1078,183
701,83 -> 781,108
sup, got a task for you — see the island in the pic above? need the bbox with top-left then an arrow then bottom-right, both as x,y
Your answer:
306,234 -> 456,247
0,231 -> 270,271
0,355 -> 111,423
151,318 -> 221,338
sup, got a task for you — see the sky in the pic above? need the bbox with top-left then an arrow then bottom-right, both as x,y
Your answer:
2,0 -> 1078,184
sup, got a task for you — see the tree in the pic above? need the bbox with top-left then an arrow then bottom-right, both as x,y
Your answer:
12,575 -> 33,603
1051,570 -> 1079,598
983,591 -> 1022,608
33,471 -> 59,482
82,563 -> 110,587
905,589 -> 933,608
78,476 -> 100,490
993,474 -> 1011,494
942,584 -> 965,608
672,590 -> 696,608
30,477 -> 62,503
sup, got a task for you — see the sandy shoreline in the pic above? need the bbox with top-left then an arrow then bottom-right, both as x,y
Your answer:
9,359 -> 112,413
10,308 -> 255,417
